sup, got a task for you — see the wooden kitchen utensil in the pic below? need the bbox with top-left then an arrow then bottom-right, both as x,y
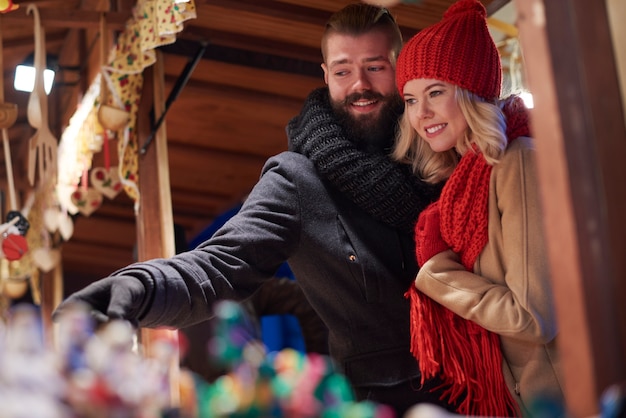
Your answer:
26,4 -> 58,186
98,12 -> 129,132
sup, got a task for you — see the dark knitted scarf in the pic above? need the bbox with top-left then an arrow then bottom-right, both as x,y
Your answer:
407,96 -> 531,416
287,87 -> 443,232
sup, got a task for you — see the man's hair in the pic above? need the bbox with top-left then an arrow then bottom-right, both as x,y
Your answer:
321,4 -> 403,63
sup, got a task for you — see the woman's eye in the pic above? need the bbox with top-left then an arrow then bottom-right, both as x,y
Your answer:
429,90 -> 443,98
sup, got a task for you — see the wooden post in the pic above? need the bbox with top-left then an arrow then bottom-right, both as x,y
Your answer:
513,0 -> 626,416
41,259 -> 64,345
135,50 -> 180,408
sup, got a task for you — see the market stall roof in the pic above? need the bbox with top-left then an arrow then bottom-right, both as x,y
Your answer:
0,0 -> 510,289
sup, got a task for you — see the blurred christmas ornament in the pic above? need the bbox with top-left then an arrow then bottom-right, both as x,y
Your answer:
2,233 -> 28,261
90,166 -> 122,199
1,277 -> 29,299
70,187 -> 103,217
31,247 -> 61,273
0,0 -> 18,13
6,211 -> 29,236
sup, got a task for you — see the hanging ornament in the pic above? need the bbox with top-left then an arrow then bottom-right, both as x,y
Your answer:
2,234 -> 28,261
90,129 -> 122,200
71,188 -> 103,217
1,17 -> 30,251
43,207 -> 74,241
6,211 -> 29,236
0,216 -> 28,261
31,247 -> 61,273
90,166 -> 122,199
71,167 -> 103,217
2,277 -> 29,299
32,211 -> 61,273
26,4 -> 58,186
98,12 -> 130,133
0,0 -> 18,13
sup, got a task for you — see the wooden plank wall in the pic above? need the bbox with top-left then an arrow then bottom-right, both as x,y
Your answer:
513,0 -> 626,416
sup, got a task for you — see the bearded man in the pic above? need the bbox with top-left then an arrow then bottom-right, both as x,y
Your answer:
55,4 -> 451,416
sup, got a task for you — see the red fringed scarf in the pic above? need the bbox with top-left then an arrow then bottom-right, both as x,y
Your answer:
406,96 -> 531,416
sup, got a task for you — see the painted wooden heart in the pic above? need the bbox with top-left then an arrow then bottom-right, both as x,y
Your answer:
43,207 -> 60,233
90,166 -> 123,199
70,188 -> 103,217
58,212 -> 74,241
31,247 -> 61,273
43,207 -> 74,240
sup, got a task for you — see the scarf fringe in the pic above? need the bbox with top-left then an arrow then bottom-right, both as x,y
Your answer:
405,286 -> 519,416
407,95 -> 531,417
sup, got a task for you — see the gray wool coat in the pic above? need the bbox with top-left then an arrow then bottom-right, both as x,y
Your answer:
116,151 -> 422,389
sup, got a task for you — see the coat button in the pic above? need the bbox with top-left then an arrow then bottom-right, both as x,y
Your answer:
348,254 -> 356,262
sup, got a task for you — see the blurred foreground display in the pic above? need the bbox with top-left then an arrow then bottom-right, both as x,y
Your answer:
0,301 -> 394,418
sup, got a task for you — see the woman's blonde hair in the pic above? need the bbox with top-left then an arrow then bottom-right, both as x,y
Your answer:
392,86 -> 508,184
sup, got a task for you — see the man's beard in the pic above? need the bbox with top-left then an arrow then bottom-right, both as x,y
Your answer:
331,90 -> 404,153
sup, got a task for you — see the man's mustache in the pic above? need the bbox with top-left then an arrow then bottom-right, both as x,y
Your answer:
342,91 -> 385,105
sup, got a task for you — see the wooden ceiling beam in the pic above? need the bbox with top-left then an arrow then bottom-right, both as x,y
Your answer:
8,8 -> 130,30
161,50 -> 322,98
175,28 -> 322,66
204,0 -> 330,25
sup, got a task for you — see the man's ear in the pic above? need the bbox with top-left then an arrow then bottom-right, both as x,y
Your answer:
321,63 -> 329,84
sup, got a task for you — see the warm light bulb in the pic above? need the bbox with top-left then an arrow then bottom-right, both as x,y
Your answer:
520,91 -> 534,109
13,64 -> 55,94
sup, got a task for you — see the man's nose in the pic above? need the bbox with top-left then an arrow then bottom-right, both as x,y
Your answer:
353,69 -> 372,91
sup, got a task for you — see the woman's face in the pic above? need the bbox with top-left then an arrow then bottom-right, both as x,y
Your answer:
403,78 -> 468,152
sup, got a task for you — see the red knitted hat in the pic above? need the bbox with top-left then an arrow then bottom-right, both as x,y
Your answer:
396,0 -> 502,100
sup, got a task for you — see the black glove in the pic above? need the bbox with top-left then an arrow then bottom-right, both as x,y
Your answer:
53,275 -> 151,326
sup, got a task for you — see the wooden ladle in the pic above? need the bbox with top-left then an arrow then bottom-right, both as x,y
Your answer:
0,16 -> 19,211
98,12 -> 129,132
0,102 -> 18,130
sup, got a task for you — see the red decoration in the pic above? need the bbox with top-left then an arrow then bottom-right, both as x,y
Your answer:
2,234 -> 28,260
0,0 -> 19,13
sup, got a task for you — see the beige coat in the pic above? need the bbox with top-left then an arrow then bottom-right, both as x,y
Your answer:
416,137 -> 564,415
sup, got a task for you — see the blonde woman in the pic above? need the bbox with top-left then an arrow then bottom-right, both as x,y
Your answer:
393,0 -> 564,416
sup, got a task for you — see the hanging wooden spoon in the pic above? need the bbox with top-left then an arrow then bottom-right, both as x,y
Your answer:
26,4 -> 58,186
98,12 -> 129,132
0,16 -> 19,210
25,5 -> 43,132
0,15 -> 30,239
